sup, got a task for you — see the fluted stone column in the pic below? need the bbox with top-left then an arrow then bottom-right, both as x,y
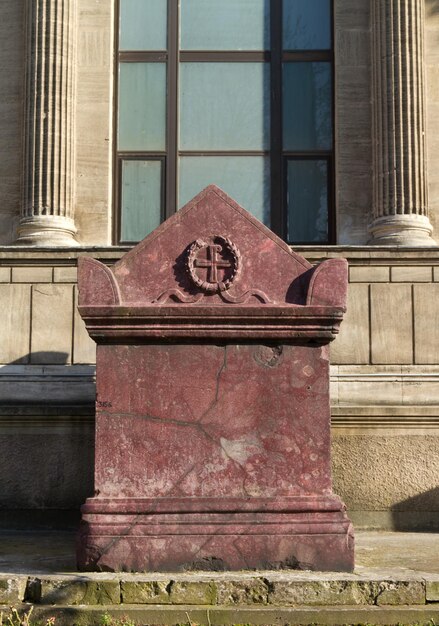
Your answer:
369,0 -> 436,246
17,0 -> 78,246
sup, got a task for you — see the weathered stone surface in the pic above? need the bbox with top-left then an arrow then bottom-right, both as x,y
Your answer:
216,579 -> 268,605
169,581 -> 217,605
31,284 -> 73,364
426,580 -> 439,602
392,266 -> 433,282
38,579 -> 120,605
376,581 -> 425,606
54,267 -> 78,283
0,577 -> 27,603
330,283 -> 370,365
333,434 -> 439,514
0,267 -> 11,282
370,284 -> 413,364
12,267 -> 53,283
121,580 -> 170,604
349,266 -> 390,283
75,0 -> 113,246
268,580 -> 375,606
73,286 -> 96,364
77,187 -> 353,573
0,284 -> 31,363
11,603 -> 439,626
414,284 -> 439,364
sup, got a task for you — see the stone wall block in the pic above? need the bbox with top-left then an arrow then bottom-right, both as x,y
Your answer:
336,30 -> 369,68
0,1 -> 24,244
75,0 -> 113,245
332,432 -> 439,512
350,266 -> 390,283
391,266 -> 433,282
370,284 -> 413,364
414,284 -> 439,364
331,283 -> 370,365
0,577 -> 28,604
169,581 -> 217,605
426,580 -> 439,602
54,266 -> 78,282
0,284 -> 31,363
38,579 -> 120,605
73,286 -> 96,364
335,0 -> 370,30
0,268 -> 11,282
268,580 -> 375,606
216,580 -> 268,605
120,581 -> 171,604
376,581 -> 425,606
12,266 -> 53,283
31,284 -> 73,363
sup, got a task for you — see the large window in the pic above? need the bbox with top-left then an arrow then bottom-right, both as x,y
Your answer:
115,0 -> 334,244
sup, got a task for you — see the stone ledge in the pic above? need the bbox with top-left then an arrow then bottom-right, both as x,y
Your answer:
1,574 -> 436,607
1,245 -> 439,264
2,603 -> 439,626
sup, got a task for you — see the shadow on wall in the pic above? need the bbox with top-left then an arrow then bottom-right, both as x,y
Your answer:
0,351 -> 95,529
391,487 -> 439,532
9,351 -> 73,365
426,0 -> 439,16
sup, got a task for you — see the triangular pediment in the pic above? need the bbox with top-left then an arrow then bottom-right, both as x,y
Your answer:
108,185 -> 312,305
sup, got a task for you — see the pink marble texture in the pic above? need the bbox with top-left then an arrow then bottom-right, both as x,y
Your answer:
77,186 -> 353,572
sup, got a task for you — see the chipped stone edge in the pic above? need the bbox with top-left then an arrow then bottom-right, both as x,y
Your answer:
1,573 -> 439,607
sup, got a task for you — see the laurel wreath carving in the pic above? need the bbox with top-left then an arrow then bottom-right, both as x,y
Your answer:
187,236 -> 242,293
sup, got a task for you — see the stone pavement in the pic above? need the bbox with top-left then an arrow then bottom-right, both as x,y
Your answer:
0,531 -> 439,625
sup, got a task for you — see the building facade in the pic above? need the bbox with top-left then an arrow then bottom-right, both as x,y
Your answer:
0,0 -> 438,530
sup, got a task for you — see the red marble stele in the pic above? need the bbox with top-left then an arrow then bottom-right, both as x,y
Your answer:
77,186 -> 354,572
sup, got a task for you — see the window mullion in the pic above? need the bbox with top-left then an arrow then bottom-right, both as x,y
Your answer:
166,0 -> 179,218
270,0 -> 283,238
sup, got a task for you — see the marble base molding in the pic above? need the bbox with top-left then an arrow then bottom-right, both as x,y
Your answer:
368,215 -> 436,247
16,216 -> 79,247
77,496 -> 354,572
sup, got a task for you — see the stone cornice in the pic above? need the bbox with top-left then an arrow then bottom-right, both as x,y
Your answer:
2,245 -> 439,263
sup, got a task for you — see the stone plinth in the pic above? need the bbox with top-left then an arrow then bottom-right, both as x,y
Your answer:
77,186 -> 353,572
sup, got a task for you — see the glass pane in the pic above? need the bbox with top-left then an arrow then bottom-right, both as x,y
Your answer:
119,0 -> 167,51
181,0 -> 270,50
283,0 -> 331,50
179,156 -> 270,225
180,63 -> 270,150
121,160 -> 162,242
287,160 -> 328,243
283,62 -> 332,150
118,63 -> 166,151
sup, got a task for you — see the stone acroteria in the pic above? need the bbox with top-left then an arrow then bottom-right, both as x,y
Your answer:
77,185 -> 354,572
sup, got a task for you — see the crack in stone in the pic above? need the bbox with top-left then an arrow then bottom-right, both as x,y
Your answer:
90,345 -> 256,568
99,410 -> 200,429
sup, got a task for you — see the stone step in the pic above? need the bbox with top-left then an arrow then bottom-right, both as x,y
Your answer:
2,603 -> 439,626
1,572 -> 439,624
